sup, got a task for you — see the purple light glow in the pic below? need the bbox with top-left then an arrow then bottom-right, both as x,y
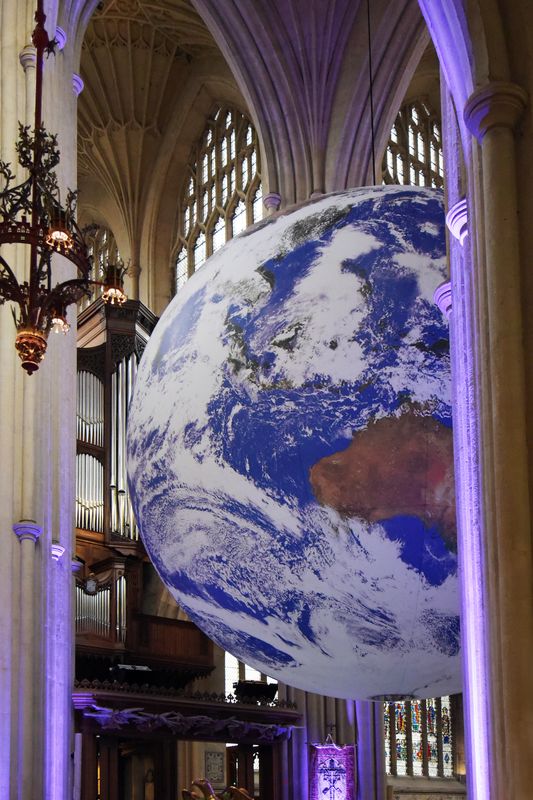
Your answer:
447,211 -> 492,798
310,744 -> 355,800
416,2 -> 495,793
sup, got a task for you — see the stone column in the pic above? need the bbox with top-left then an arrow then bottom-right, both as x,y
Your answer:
462,81 -> 533,798
129,263 -> 141,301
355,701 -> 386,800
13,520 -> 42,800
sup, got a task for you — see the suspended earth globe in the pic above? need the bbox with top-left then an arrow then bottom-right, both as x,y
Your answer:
128,186 -> 461,700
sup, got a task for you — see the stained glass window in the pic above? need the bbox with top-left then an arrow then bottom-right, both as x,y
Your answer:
384,696 -> 454,779
384,703 -> 391,774
411,699 -> 423,776
394,702 -> 408,776
383,100 -> 443,189
174,105 -> 262,292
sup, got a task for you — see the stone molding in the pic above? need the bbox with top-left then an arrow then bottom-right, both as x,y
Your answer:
51,543 -> 66,561
13,520 -> 42,543
55,27 -> 67,51
263,192 -> 281,212
464,81 -> 528,142
72,73 -> 84,98
434,281 -> 452,319
19,46 -> 36,72
446,197 -> 468,245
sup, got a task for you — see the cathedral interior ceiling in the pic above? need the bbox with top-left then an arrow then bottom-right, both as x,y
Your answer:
78,0 -> 220,250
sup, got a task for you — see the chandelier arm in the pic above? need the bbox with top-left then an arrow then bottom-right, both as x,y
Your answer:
0,254 -> 25,302
41,277 -> 91,312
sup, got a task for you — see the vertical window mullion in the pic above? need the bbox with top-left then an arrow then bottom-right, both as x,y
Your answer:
406,701 -> 414,776
421,698 -> 429,777
389,702 -> 397,777
436,696 -> 444,777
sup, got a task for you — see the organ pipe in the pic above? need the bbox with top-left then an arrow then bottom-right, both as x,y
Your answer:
76,370 -> 104,446
75,454 -> 104,532
110,353 -> 139,540
75,582 -> 111,637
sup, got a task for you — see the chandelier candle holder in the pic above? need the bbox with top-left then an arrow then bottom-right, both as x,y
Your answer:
101,262 -> 128,306
0,1 -> 126,374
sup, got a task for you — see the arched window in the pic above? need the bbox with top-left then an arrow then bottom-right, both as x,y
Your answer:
383,100 -> 443,188
384,696 -> 454,778
174,105 -> 262,292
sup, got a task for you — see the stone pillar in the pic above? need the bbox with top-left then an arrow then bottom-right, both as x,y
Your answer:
13,521 -> 42,800
355,701 -> 386,800
129,263 -> 141,301
0,4 -> 80,796
462,81 -> 533,798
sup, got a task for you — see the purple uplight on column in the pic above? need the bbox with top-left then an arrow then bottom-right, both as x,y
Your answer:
446,196 -> 492,799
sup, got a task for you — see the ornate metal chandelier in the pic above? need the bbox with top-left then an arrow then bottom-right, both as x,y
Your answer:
0,1 -> 126,375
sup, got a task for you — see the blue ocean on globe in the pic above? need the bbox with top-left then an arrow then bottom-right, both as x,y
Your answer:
128,186 -> 461,700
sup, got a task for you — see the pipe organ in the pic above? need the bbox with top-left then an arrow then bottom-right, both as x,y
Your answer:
75,561 -> 131,645
76,298 -> 157,547
76,453 -> 104,532
110,354 -> 138,540
75,581 -> 111,637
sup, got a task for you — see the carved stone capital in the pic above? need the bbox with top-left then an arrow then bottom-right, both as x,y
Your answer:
263,192 -> 281,212
51,543 -> 66,562
434,281 -> 452,319
19,45 -> 36,72
464,82 -> 528,142
55,27 -> 67,51
446,197 -> 468,246
72,73 -> 84,98
13,520 -> 42,543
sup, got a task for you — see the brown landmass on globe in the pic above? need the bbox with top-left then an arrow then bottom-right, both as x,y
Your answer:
309,412 -> 456,549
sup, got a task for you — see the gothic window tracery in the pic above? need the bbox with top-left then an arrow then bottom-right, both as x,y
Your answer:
384,696 -> 454,778
383,100 -> 443,188
174,105 -> 262,292
80,225 -> 121,311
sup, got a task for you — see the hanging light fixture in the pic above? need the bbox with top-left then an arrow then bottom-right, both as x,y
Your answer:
101,262 -> 128,306
0,1 -> 127,375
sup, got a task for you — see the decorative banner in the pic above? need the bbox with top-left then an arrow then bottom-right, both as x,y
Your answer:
310,744 -> 355,800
